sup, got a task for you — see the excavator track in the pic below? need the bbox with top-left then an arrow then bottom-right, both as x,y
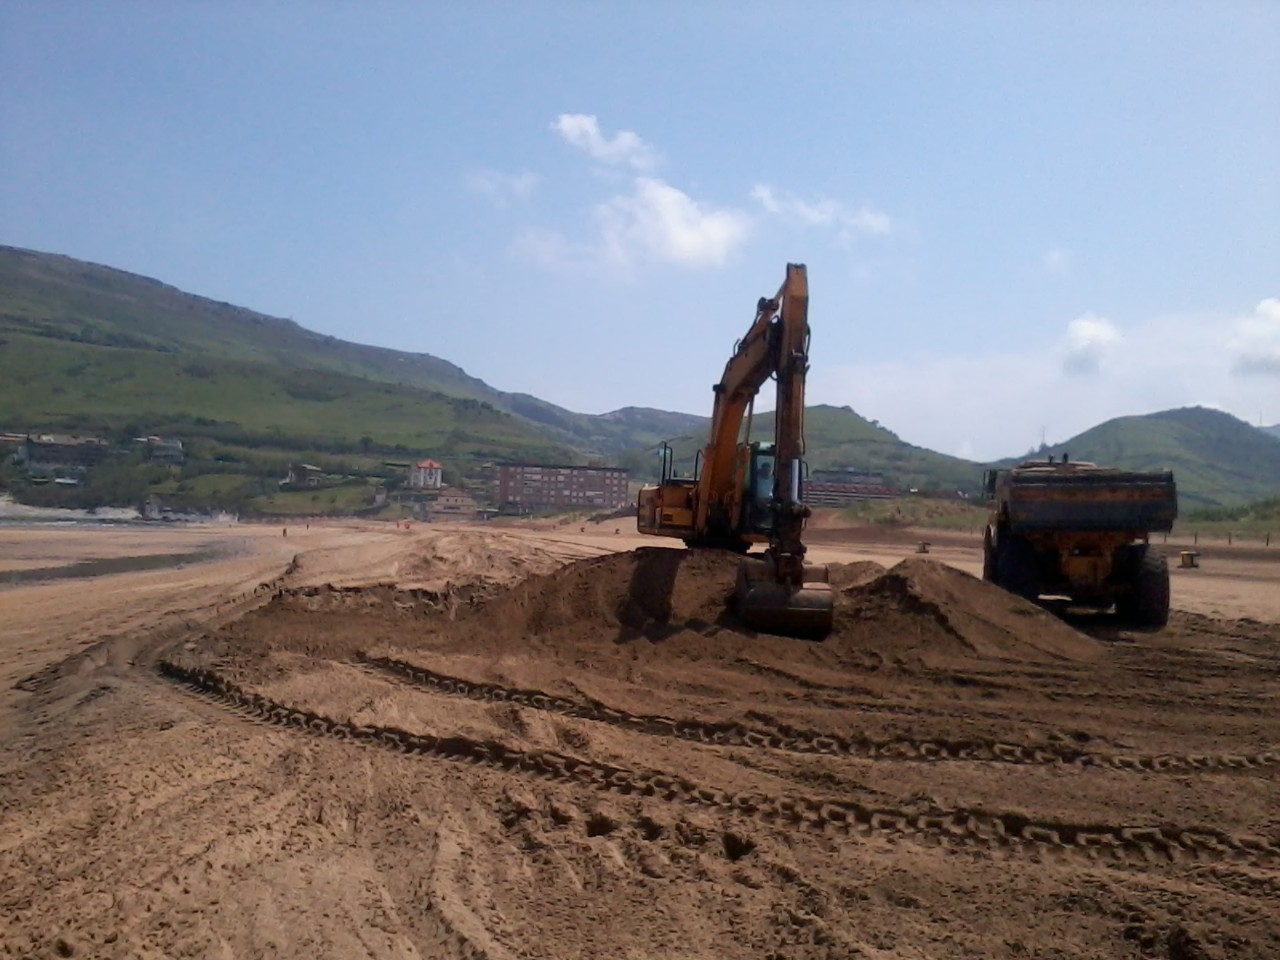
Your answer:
356,652 -> 1280,773
157,657 -> 1280,872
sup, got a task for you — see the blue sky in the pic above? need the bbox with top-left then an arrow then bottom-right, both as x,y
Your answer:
2,1 -> 1277,460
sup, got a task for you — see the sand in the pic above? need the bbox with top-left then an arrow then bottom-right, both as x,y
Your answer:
1,516 -> 1278,959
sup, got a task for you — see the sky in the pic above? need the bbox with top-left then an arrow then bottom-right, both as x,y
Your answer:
2,1 -> 1277,461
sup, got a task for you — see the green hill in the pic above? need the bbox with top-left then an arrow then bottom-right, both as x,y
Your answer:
0,244 -> 703,455
0,332 -> 566,462
0,246 -> 591,511
0,325 -> 575,512
1262,423 -> 1280,441
0,244 -> 977,495
5,244 -> 1274,513
998,407 -> 1280,508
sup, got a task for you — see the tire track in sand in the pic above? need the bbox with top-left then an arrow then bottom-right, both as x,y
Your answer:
356,652 -> 1280,776
157,658 -> 1280,872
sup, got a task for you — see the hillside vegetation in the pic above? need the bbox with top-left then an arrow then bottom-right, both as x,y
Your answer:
0,244 -> 985,503
837,497 -> 988,531
3,245 -> 1277,513
0,332 -> 566,461
0,244 -> 702,454
0,327 -> 572,512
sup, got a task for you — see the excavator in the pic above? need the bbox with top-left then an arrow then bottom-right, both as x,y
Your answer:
636,263 -> 835,638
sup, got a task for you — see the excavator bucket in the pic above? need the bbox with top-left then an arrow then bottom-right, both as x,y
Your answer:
733,557 -> 834,639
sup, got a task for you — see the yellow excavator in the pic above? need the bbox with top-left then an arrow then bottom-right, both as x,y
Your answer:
636,263 -> 834,637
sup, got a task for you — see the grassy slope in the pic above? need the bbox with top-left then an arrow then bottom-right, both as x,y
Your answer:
0,244 -> 968,477
6,245 -> 1274,509
0,332 -> 568,466
838,498 -> 989,531
1000,407 -> 1280,508
800,405 -> 979,492
0,244 -> 703,454
0,244 -> 493,392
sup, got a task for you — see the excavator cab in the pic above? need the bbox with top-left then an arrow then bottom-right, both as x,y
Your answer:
746,443 -> 777,535
735,441 -> 832,638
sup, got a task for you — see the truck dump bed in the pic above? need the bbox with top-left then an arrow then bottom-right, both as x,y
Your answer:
1002,465 -> 1177,532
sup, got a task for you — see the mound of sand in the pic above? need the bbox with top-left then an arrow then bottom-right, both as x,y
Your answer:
836,558 -> 1101,666
419,549 -> 1097,672
448,547 -> 741,645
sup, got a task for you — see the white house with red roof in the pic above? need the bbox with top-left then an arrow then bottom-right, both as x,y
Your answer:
408,459 -> 443,490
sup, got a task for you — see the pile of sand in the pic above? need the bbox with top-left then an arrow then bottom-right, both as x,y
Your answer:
419,549 -> 1099,671
835,558 -> 1101,666
445,547 -> 740,645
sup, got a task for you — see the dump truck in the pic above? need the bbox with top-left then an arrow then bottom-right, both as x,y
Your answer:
981,456 -> 1178,627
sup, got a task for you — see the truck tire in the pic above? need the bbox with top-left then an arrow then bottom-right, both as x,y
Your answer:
982,529 -> 996,582
1118,547 -> 1170,628
995,535 -> 1039,601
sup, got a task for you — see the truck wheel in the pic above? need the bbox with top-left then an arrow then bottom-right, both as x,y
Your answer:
982,528 -> 996,582
1120,547 -> 1170,628
995,536 -> 1039,601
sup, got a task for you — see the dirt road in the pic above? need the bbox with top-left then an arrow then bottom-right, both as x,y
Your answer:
2,519 -> 1277,959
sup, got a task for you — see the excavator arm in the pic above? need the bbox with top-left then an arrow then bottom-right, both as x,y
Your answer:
731,265 -> 832,636
693,275 -> 792,545
635,263 -> 833,637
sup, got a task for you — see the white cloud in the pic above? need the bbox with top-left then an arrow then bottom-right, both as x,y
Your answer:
808,306 -> 1278,461
521,115 -> 748,274
465,168 -> 538,206
1061,313 -> 1123,376
513,177 -> 751,274
1228,297 -> 1280,376
552,114 -> 659,170
1042,247 -> 1072,276
750,183 -> 893,237
595,177 -> 751,269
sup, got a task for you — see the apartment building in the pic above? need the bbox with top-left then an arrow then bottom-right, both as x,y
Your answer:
803,468 -> 896,507
492,463 -> 629,513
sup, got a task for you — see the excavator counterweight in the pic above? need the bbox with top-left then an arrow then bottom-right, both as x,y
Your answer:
636,263 -> 834,638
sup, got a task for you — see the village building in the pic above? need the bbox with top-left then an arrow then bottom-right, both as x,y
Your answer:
135,435 -> 185,465
15,434 -> 113,474
802,468 -> 896,507
407,459 -> 443,489
424,486 -> 481,521
282,463 -> 323,488
392,484 -> 483,521
491,463 -> 629,513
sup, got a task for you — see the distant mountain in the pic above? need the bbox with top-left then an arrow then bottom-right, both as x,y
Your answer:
5,245 -> 1275,510
997,407 -> 1280,507
1261,423 -> 1280,441
0,244 -> 700,455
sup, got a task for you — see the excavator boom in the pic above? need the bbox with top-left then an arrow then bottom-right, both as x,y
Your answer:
635,263 -> 834,638
733,265 -> 833,636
